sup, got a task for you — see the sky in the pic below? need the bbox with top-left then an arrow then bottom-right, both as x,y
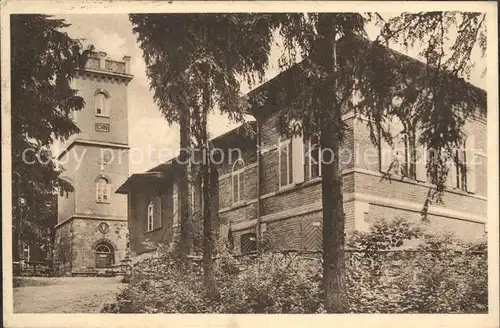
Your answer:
56,14 -> 486,175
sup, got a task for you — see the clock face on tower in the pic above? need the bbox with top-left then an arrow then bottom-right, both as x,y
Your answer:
98,222 -> 110,234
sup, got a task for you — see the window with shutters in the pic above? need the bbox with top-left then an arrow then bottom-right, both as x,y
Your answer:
94,90 -> 110,117
96,177 -> 110,203
240,232 -> 257,254
279,138 -> 293,187
309,134 -> 321,180
232,158 -> 245,205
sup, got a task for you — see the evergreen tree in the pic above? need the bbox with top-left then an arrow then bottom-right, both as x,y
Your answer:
266,12 -> 486,312
11,14 -> 92,263
130,13 -> 276,297
130,12 -> 486,311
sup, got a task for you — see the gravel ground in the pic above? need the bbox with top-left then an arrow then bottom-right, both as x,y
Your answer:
13,277 -> 124,313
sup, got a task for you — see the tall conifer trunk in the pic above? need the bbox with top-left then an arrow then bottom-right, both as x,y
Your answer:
179,111 -> 192,261
317,17 -> 347,313
201,69 -> 215,298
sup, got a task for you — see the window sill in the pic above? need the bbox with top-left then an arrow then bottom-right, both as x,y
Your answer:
379,170 -> 480,198
95,114 -> 110,118
308,176 -> 322,184
278,184 -> 296,193
144,227 -> 163,234
277,178 -> 322,195
231,201 -> 247,209
96,201 -> 111,204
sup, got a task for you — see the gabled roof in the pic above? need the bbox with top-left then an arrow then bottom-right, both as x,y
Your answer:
115,171 -> 164,194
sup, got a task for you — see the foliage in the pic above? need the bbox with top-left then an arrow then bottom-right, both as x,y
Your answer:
10,14 -> 92,260
129,13 -> 282,294
129,14 -> 277,126
129,12 -> 487,312
345,219 -> 487,313
103,219 -> 487,314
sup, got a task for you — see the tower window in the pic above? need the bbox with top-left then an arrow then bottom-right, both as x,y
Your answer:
96,177 -> 110,203
95,90 -> 110,117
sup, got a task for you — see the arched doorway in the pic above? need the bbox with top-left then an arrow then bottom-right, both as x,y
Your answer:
94,243 -> 114,268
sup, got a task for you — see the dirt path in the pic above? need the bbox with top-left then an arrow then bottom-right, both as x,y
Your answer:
13,277 -> 123,313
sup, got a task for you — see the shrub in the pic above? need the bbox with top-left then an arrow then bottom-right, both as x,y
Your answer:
344,218 -> 487,313
102,218 -> 487,314
214,253 -> 322,313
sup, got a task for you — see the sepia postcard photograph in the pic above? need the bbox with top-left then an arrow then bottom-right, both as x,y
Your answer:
1,1 -> 498,328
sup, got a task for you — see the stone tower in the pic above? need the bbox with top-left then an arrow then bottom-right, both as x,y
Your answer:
53,52 -> 133,275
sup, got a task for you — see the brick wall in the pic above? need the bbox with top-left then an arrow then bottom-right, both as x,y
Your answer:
217,112 -> 359,251
365,204 -> 486,242
126,105 -> 487,260
216,111 -> 486,252
351,113 -> 487,240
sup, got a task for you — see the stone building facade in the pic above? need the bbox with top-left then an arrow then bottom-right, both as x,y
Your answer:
53,52 -> 133,275
117,37 -> 487,260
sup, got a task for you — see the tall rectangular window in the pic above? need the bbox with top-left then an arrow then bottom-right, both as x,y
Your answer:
279,139 -> 293,187
455,140 -> 467,191
380,117 -> 414,179
232,159 -> 245,205
147,201 -> 154,231
96,178 -> 110,203
309,134 -> 321,179
95,91 -> 110,117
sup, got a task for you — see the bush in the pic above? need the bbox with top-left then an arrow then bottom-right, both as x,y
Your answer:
345,218 -> 487,313
102,218 -> 487,313
214,253 -> 322,313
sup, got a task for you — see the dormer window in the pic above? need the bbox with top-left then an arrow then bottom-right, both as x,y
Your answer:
94,89 -> 110,117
